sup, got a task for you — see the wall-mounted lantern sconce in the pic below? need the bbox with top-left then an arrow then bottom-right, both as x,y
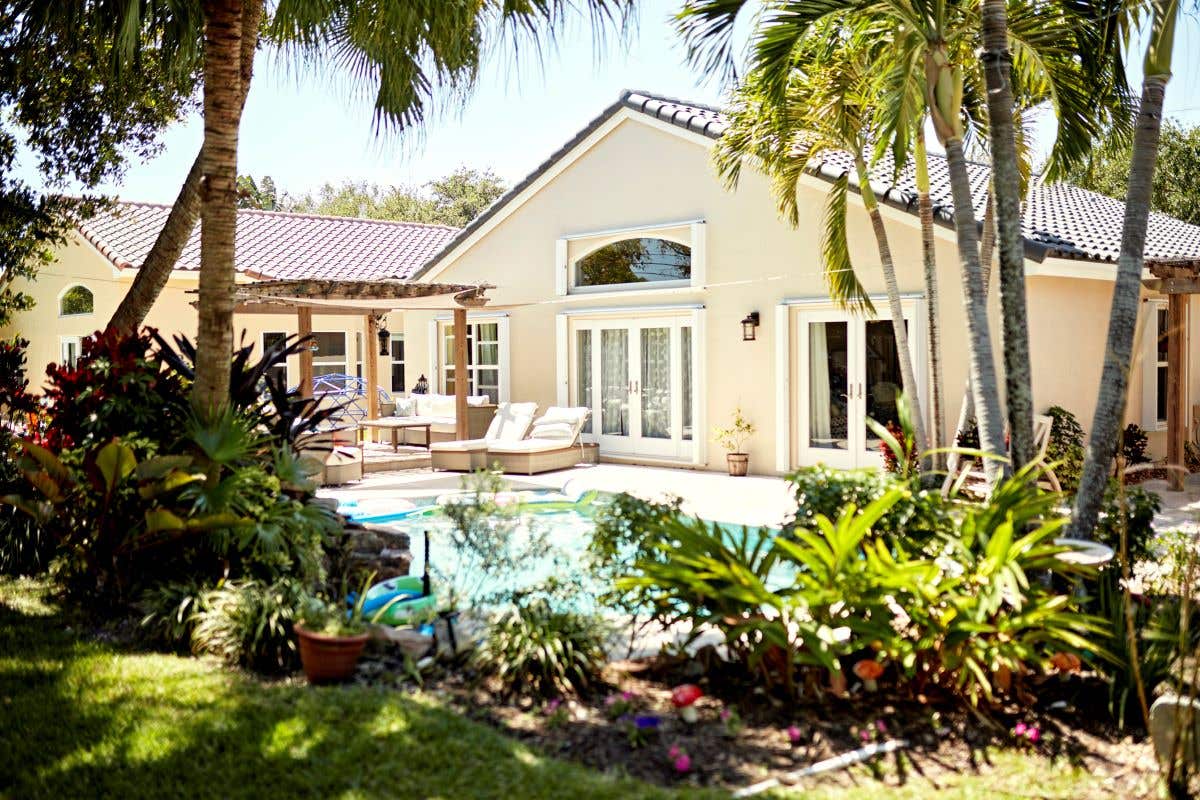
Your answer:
376,322 -> 390,356
741,311 -> 761,341
412,374 -> 430,395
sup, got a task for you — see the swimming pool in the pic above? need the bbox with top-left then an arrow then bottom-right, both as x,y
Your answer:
339,486 -> 782,614
340,488 -> 610,610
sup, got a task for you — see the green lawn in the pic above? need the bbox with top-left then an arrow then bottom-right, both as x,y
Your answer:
0,579 -> 1134,799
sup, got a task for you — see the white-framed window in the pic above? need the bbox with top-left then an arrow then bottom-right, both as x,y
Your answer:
1142,299 -> 1170,430
59,336 -> 84,368
556,221 -> 706,297
390,334 -> 406,393
312,331 -> 347,378
442,321 -> 500,402
262,331 -> 289,387
59,285 -> 94,317
432,316 -> 509,403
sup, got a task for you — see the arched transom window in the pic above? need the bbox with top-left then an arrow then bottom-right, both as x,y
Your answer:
60,285 -> 94,316
574,237 -> 691,289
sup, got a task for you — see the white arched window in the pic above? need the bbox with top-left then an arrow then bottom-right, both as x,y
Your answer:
573,237 -> 692,289
59,285 -> 95,316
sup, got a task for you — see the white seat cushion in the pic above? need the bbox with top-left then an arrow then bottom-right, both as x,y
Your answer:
487,439 -> 576,454
430,438 -> 489,453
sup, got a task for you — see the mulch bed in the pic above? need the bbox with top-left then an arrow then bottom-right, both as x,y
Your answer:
354,646 -> 1162,797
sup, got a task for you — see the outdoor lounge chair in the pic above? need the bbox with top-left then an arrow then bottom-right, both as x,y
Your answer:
941,413 -> 1061,496
484,406 -> 591,475
429,401 -> 538,471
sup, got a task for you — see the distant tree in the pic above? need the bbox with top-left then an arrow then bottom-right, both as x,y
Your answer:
1066,120 -> 1200,225
287,167 -> 507,227
236,175 -> 281,210
0,5 -> 195,329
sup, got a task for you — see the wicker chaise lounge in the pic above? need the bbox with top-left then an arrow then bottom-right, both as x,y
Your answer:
484,406 -> 591,475
429,401 -> 538,471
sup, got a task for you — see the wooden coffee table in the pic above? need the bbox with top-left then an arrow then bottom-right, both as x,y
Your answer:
358,419 -> 433,451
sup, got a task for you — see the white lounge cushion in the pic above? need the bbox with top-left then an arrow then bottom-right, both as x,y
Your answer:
484,401 -> 538,442
537,407 -> 588,427
528,422 -> 575,440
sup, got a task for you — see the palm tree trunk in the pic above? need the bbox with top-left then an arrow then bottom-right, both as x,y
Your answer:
942,139 -> 1007,480
855,155 -> 929,462
949,194 -> 996,451
192,0 -> 245,416
981,0 -> 1036,471
1070,0 -> 1177,538
915,127 -> 944,469
108,0 -> 262,335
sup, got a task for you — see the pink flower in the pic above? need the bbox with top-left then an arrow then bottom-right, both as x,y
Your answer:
875,720 -> 888,734
720,708 -> 732,722
1014,722 -> 1027,736
786,725 -> 802,744
674,754 -> 692,773
860,729 -> 871,743
621,691 -> 634,702
1026,727 -> 1040,743
668,744 -> 681,760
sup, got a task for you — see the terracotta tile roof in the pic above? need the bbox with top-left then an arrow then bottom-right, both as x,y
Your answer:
78,201 -> 460,281
417,89 -> 1200,275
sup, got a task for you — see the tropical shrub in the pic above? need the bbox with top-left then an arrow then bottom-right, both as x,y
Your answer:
618,468 -> 1107,706
474,597 -> 611,697
1044,406 -> 1086,493
588,491 -> 683,620
1095,482 -> 1161,567
1121,423 -> 1151,469
38,327 -> 189,451
785,465 -> 950,545
191,578 -> 308,673
0,337 -> 48,576
137,579 -> 207,651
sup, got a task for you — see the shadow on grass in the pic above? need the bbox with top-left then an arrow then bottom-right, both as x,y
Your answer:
0,580 -> 715,800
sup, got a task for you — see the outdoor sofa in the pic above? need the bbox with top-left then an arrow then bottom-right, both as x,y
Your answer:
388,392 -> 496,446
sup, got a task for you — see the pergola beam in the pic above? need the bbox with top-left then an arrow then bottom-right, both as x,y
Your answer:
297,306 -> 313,400
453,308 -> 468,440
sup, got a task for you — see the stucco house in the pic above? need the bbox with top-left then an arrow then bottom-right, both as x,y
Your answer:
8,89 -> 1200,475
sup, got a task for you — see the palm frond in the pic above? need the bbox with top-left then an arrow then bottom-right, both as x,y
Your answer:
821,172 -> 875,314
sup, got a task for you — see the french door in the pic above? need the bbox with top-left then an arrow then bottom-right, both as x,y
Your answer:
572,317 -> 695,460
797,307 -> 920,468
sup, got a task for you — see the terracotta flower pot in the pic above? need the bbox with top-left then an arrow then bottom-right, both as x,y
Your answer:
295,623 -> 369,684
727,453 -> 749,477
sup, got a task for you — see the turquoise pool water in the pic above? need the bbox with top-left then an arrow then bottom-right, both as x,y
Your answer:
339,488 -> 782,612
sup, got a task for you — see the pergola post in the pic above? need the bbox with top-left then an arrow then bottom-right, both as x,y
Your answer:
365,314 -> 380,421
297,305 -> 313,399
453,307 -> 468,440
1167,294 -> 1187,490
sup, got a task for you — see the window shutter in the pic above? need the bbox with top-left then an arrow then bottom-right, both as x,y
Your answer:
555,238 -> 568,296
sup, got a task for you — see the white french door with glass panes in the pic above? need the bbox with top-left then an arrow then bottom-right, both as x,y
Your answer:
797,305 -> 923,469
439,319 -> 503,403
571,316 -> 695,460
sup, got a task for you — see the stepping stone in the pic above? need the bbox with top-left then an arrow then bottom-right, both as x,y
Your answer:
1149,695 -> 1200,769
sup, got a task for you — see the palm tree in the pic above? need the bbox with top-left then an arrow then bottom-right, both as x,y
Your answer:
109,0 -> 261,336
677,0 -> 1119,482
913,124 -> 945,466
714,29 -> 931,462
1071,0 -> 1179,538
64,0 -> 633,412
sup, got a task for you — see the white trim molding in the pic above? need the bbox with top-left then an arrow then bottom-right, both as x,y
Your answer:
774,304 -> 791,474
558,302 -> 705,318
555,315 -> 569,407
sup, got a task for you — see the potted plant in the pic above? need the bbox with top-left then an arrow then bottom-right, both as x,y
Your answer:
714,407 -> 755,476
295,579 -> 373,684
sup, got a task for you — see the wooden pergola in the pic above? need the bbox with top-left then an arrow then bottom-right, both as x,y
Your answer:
233,279 -> 494,440
1144,260 -> 1199,490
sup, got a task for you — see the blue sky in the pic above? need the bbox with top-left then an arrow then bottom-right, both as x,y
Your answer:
53,2 -> 1200,204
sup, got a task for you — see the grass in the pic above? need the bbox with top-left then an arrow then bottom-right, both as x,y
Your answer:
0,578 -> 1132,799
